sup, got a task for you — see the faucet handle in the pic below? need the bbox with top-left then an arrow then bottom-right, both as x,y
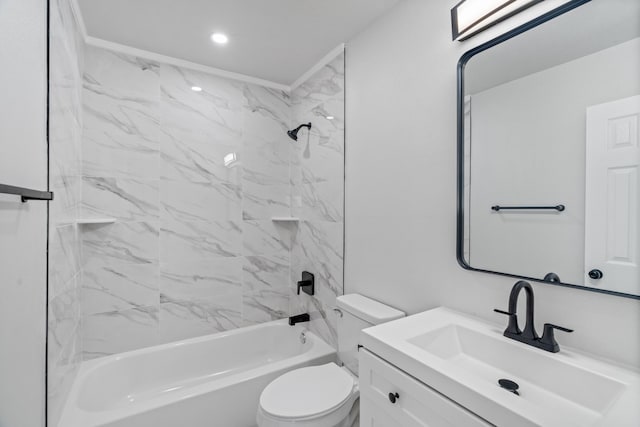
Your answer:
494,309 -> 520,336
297,272 -> 315,295
544,323 -> 573,334
539,323 -> 573,353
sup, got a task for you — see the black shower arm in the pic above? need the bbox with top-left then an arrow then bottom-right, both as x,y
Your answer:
292,123 -> 312,132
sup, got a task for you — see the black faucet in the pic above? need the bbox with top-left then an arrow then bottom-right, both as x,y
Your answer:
289,313 -> 310,326
297,271 -> 315,296
495,280 -> 573,353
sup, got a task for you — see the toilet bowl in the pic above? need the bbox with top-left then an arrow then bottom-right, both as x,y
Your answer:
257,294 -> 405,427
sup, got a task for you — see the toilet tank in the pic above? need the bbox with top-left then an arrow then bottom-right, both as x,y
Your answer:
336,294 -> 405,374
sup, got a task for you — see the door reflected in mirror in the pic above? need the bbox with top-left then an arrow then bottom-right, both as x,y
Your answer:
458,0 -> 640,298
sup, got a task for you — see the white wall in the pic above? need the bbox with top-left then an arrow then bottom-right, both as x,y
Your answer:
469,38 -> 640,285
345,0 -> 640,368
0,0 -> 48,426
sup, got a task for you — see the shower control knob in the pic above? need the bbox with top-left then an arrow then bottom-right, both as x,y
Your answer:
588,269 -> 603,280
388,392 -> 399,404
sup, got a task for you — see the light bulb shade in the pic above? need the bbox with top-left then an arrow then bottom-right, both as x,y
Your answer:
451,0 -> 542,41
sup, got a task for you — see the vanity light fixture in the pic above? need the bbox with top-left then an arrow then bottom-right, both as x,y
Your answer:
191,86 -> 202,92
326,116 -> 335,120
211,32 -> 229,45
451,0 -> 542,41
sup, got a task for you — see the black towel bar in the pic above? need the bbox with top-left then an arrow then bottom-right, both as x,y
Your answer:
0,183 -> 53,202
491,204 -> 564,212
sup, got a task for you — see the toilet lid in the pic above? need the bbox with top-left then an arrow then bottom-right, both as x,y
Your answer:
260,363 -> 355,419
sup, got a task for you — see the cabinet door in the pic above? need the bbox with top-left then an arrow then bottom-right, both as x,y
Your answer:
359,349 -> 492,427
361,396 -> 404,427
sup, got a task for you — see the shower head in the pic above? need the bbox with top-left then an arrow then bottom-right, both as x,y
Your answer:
287,122 -> 312,141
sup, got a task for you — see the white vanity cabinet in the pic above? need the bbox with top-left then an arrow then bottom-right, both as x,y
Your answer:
359,349 -> 491,427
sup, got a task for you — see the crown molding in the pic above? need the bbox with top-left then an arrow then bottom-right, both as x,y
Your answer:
85,37 -> 291,91
66,1 -> 343,92
290,44 -> 346,91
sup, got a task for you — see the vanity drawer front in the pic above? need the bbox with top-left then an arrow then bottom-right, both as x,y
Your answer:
359,349 -> 491,427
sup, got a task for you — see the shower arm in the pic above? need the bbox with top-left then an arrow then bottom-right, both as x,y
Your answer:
292,123 -> 311,132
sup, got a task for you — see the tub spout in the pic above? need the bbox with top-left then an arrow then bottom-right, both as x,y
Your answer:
289,313 -> 310,326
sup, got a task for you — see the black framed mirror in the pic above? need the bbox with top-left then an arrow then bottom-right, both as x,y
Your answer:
456,0 -> 640,299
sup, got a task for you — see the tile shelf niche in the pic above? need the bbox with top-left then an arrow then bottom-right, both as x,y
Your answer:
75,218 -> 117,225
271,217 -> 300,222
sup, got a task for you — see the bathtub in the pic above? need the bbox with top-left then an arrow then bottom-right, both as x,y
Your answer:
59,319 -> 336,427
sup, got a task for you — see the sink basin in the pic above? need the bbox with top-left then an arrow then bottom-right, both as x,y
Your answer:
360,307 -> 640,427
409,324 -> 623,424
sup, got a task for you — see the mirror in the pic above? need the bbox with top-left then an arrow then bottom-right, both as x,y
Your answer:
457,0 -> 640,299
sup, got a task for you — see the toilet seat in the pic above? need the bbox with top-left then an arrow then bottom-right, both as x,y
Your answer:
259,363 -> 356,420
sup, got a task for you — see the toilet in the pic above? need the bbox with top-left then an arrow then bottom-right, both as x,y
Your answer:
256,294 -> 405,427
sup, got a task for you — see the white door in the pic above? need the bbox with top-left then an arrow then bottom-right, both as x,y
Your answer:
585,95 -> 640,295
0,1 -> 48,426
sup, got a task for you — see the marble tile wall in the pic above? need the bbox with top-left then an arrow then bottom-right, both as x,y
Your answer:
290,53 -> 345,349
47,0 -> 84,425
80,46 -> 298,358
80,46 -> 162,358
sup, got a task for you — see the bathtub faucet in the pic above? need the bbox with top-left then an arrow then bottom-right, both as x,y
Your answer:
297,271 -> 315,296
289,313 -> 310,326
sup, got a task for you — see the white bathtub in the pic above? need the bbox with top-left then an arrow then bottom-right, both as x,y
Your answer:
59,320 -> 336,427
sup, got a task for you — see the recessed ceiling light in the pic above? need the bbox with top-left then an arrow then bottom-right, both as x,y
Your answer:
326,116 -> 335,120
211,32 -> 229,44
191,86 -> 202,92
